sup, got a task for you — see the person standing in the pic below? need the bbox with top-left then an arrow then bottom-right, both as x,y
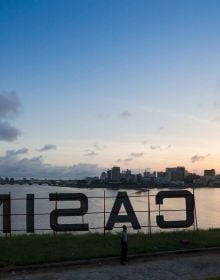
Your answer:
120,225 -> 128,265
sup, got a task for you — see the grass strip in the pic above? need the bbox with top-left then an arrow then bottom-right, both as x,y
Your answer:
0,229 -> 220,266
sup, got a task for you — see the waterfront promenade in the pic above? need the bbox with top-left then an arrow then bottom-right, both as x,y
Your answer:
2,251 -> 220,280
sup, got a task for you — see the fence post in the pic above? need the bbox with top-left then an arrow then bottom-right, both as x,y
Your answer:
147,190 -> 152,235
5,193 -> 11,238
192,187 -> 198,230
4,194 -> 7,238
26,194 -> 35,233
104,190 -> 106,236
53,192 -> 58,236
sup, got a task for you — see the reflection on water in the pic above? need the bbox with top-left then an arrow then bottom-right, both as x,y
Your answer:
0,184 -> 219,235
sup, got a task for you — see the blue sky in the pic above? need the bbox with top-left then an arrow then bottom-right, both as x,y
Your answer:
0,0 -> 220,178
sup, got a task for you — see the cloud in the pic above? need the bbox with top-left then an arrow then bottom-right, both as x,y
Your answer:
0,91 -> 21,119
149,145 -> 171,151
0,91 -> 21,142
37,144 -> 57,152
162,144 -> 172,150
191,154 -> 210,163
0,150 -> 102,179
83,143 -> 106,157
119,111 -> 131,118
150,145 -> 161,150
141,140 -> 149,145
97,113 -> 104,119
116,159 -> 121,163
93,142 -> 106,151
93,143 -> 101,150
124,158 -> 133,162
6,148 -> 28,157
84,150 -> 98,157
131,152 -> 144,157
0,121 -> 21,141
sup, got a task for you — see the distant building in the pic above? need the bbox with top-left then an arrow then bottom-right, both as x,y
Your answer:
184,173 -> 199,184
143,171 -> 150,177
156,172 -> 169,184
193,177 -> 206,187
124,169 -> 131,177
136,173 -> 142,183
121,169 -> 132,183
100,172 -> 107,182
143,171 -> 156,184
106,169 -> 112,182
166,167 -> 185,182
213,175 -> 220,187
202,169 -> 216,187
85,177 -> 99,184
111,166 -> 120,182
204,169 -> 215,177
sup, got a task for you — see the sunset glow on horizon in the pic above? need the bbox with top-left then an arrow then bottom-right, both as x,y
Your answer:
1,0 -> 220,178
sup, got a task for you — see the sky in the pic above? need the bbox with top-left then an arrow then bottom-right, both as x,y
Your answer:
0,0 -> 220,178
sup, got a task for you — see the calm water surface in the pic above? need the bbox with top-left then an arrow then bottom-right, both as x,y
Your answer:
0,184 -> 219,235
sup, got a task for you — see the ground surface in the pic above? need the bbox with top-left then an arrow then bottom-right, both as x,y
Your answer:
1,251 -> 220,280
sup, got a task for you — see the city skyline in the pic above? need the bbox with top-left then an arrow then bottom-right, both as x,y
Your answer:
0,165 -> 218,189
1,1 -> 220,178
0,151 -> 217,179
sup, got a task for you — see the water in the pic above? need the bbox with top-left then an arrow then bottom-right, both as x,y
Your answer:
0,184 -> 219,235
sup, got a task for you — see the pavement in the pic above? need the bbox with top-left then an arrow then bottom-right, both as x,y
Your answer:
1,251 -> 220,280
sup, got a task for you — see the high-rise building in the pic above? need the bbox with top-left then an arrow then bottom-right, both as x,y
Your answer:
204,169 -> 215,177
121,169 -> 132,182
143,170 -> 151,178
156,172 -> 169,184
107,170 -> 112,182
111,166 -> 120,182
166,166 -> 185,182
203,169 -> 216,187
142,171 -> 156,184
